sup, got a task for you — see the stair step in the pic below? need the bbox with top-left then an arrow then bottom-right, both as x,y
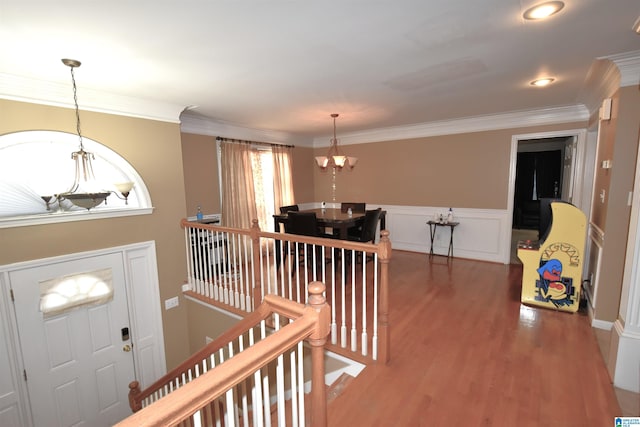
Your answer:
326,372 -> 355,404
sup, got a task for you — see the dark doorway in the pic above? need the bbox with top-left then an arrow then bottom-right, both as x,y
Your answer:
513,147 -> 563,232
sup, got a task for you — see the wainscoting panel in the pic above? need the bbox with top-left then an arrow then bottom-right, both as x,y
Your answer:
375,205 -> 510,264
585,223 -> 604,320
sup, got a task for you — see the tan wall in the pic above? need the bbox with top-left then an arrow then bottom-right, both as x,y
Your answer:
181,132 -> 221,216
185,299 -> 241,354
312,122 -> 585,209
593,85 -> 640,321
590,94 -> 618,229
179,135 -> 317,209
291,145 -> 316,203
0,99 -> 191,370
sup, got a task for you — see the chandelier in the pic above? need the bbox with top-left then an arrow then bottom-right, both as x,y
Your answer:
41,59 -> 133,211
315,113 -> 358,170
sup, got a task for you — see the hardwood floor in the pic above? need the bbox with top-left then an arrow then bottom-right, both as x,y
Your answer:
327,251 -> 627,426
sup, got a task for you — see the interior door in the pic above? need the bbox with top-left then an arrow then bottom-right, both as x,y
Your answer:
10,252 -> 135,427
563,136 -> 577,203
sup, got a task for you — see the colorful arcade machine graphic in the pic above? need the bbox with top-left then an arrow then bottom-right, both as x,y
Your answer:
517,202 -> 587,313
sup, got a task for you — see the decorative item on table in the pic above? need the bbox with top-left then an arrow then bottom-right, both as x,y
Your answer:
321,201 -> 326,212
447,208 -> 454,223
347,207 -> 353,217
196,205 -> 203,222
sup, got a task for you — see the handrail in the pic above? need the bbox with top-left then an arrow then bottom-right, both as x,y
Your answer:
183,217 -> 385,254
182,217 -> 392,364
121,282 -> 331,427
127,303 -> 271,410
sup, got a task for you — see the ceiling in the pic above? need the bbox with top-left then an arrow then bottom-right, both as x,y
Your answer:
1,1 -> 638,145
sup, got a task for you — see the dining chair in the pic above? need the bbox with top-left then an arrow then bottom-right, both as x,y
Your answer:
287,211 -> 326,274
288,211 -> 318,237
277,205 -> 300,234
340,202 -> 366,213
347,208 -> 382,244
279,204 -> 299,214
335,202 -> 366,237
346,208 -> 382,264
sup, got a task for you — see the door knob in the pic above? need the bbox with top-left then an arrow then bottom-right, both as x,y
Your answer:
123,344 -> 131,352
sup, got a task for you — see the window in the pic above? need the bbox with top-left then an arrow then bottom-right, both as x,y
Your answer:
251,147 -> 276,232
217,140 -> 294,232
0,130 -> 152,228
39,268 -> 114,317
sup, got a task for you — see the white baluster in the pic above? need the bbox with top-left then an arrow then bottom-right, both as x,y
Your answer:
289,346 -> 299,427
361,254 -> 368,356
351,253 -> 357,352
297,340 -> 306,425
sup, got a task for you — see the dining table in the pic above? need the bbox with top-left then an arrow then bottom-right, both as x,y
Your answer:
273,207 -> 386,240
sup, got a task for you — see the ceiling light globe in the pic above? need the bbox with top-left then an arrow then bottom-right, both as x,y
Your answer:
333,155 -> 347,168
530,77 -> 555,87
315,156 -> 329,168
523,1 -> 564,20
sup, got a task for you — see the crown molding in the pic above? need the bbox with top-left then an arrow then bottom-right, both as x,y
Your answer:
0,73 -> 184,123
312,105 -> 589,147
180,113 -> 307,145
603,50 -> 640,87
579,60 -> 621,118
2,72 -> 591,147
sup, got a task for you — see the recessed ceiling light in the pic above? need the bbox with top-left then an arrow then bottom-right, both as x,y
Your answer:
523,1 -> 565,20
530,77 -> 555,87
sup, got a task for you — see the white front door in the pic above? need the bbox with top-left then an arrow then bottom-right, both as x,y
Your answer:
10,252 -> 135,427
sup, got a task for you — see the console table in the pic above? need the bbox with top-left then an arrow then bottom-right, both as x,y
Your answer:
427,221 -> 459,258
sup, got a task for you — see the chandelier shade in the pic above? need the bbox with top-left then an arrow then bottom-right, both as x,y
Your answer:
315,113 -> 357,170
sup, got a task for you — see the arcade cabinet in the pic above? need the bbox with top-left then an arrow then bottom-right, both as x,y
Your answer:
517,201 -> 587,313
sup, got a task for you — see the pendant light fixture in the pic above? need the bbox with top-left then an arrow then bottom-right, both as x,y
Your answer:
41,59 -> 133,211
315,113 -> 358,170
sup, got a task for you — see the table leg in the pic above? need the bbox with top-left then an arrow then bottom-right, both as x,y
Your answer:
428,223 -> 436,256
339,224 -> 348,240
274,218 -> 283,268
448,226 -> 454,258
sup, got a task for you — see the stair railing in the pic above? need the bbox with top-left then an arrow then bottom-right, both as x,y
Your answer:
119,281 -> 331,427
182,218 -> 392,364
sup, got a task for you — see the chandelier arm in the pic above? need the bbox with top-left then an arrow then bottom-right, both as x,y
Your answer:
65,151 -> 81,194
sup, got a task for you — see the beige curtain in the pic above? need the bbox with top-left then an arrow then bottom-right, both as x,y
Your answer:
272,145 -> 295,212
220,141 -> 257,229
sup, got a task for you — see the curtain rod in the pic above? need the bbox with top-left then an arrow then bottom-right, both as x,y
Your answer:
216,136 -> 294,149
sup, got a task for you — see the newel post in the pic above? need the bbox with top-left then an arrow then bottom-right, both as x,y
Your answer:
250,219 -> 263,310
128,380 -> 142,413
307,281 -> 330,427
378,230 -> 392,364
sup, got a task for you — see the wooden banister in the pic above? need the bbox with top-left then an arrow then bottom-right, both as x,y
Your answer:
377,229 -> 392,364
129,306 -> 268,406
123,282 -> 331,427
182,216 -> 392,366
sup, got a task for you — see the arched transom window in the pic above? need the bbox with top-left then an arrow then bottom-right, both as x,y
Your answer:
0,130 -> 152,228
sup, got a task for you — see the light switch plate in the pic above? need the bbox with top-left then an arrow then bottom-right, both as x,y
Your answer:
165,296 -> 179,310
